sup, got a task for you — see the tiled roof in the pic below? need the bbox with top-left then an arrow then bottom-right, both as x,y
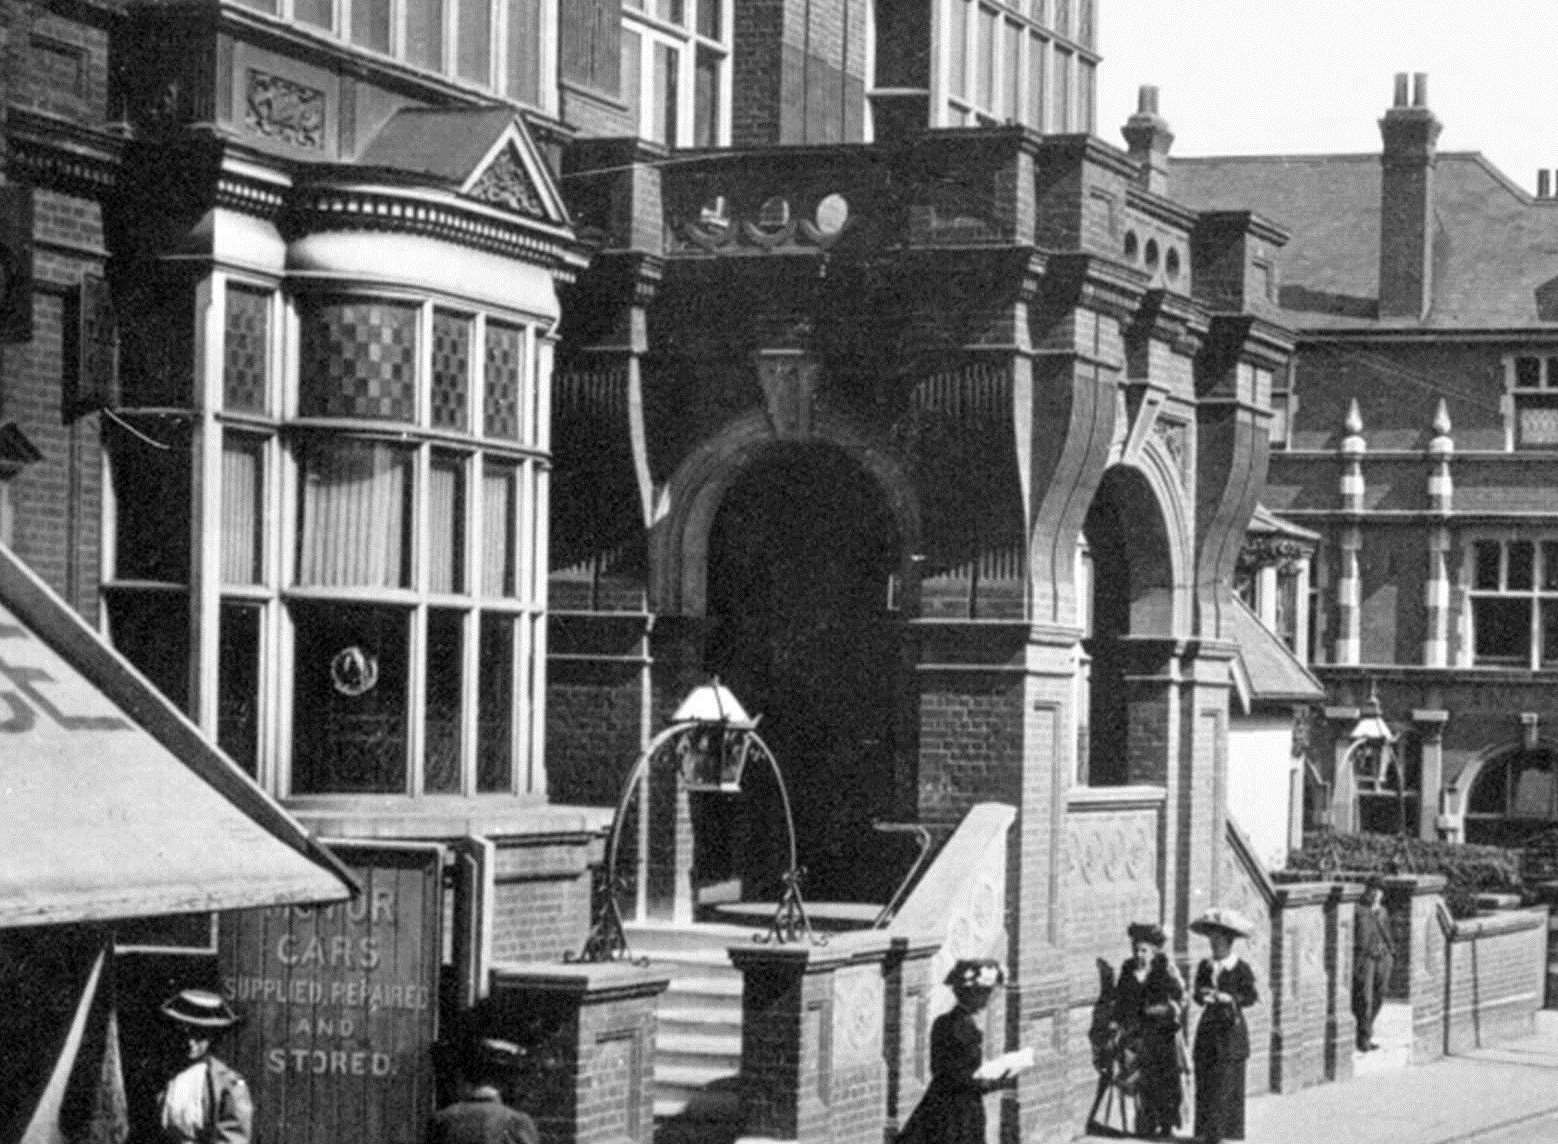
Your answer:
1226,593 -> 1325,710
1171,151 -> 1558,330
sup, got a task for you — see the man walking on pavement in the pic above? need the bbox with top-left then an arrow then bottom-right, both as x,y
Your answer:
426,1038 -> 538,1144
1353,877 -> 1396,1052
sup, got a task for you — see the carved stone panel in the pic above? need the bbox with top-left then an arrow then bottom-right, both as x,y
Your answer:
245,69 -> 325,150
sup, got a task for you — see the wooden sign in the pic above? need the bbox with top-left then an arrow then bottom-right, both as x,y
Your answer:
219,841 -> 443,1144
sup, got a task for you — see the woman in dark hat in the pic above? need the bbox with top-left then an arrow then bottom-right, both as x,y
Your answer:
1188,909 -> 1259,1144
156,990 -> 251,1144
1111,922 -> 1186,1138
896,959 -> 1019,1144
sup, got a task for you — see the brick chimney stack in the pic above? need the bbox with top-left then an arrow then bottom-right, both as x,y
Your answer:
1122,85 -> 1174,196
1377,72 -> 1442,319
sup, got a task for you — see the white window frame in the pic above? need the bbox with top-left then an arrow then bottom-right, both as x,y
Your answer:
1505,352 -> 1558,452
934,0 -> 1097,132
621,0 -> 731,148
1462,535 -> 1558,671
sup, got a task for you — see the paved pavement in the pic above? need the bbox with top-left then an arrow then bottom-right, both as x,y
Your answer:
1078,1010 -> 1558,1144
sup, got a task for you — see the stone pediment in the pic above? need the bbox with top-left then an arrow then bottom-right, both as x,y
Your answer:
354,106 -> 569,228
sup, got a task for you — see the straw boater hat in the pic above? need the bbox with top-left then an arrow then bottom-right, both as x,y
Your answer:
1127,922 -> 1167,947
160,989 -> 240,1029
944,958 -> 1007,990
1188,908 -> 1254,940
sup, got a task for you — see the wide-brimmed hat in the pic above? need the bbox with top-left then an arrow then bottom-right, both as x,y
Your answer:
1188,908 -> 1254,940
160,989 -> 240,1029
944,958 -> 1006,989
1127,922 -> 1167,948
473,1038 -> 522,1068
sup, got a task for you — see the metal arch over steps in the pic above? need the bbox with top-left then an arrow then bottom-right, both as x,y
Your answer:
570,679 -> 823,965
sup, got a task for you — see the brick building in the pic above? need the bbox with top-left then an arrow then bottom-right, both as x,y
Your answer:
1,1 -> 1297,1140
1174,72 -> 1558,853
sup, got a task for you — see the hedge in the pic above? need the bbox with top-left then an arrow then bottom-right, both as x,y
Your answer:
1288,830 -> 1523,918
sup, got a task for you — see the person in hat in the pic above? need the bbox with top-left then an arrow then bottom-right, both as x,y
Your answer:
426,1038 -> 538,1144
1188,909 -> 1258,1144
896,959 -> 1022,1144
1352,876 -> 1396,1052
156,990 -> 251,1144
1109,922 -> 1186,1138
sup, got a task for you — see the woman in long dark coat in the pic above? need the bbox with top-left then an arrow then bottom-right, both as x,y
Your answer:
897,959 -> 1014,1144
1189,909 -> 1259,1144
1112,922 -> 1186,1137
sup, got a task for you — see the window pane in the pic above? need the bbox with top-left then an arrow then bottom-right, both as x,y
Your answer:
1517,356 -> 1542,388
407,0 -> 444,70
696,0 -> 720,39
1545,543 -> 1558,591
219,602 -> 262,777
484,322 -> 523,440
223,285 -> 270,413
432,310 -> 471,430
622,28 -> 642,129
350,0 -> 391,52
298,298 -> 418,421
1518,397 -> 1558,448
428,451 -> 467,594
477,612 -> 514,792
1003,20 -> 1020,121
106,590 -> 189,712
1028,33 -> 1046,128
1269,392 -> 1290,449
1052,46 -> 1072,130
654,0 -> 685,25
505,0 -> 542,104
653,41 -> 679,144
296,0 -> 331,27
1512,754 -> 1555,818
457,0 -> 493,83
1053,0 -> 1070,36
221,434 -> 264,585
948,0 -> 968,101
296,438 -> 413,589
109,418 -> 191,584
1474,541 -> 1502,590
1510,540 -> 1535,590
482,462 -> 517,596
976,6 -> 997,112
1543,601 -> 1558,666
1547,357 -> 1558,388
1077,57 -> 1095,133
1473,597 -> 1531,664
290,602 -> 408,794
694,46 -> 720,147
424,609 -> 464,793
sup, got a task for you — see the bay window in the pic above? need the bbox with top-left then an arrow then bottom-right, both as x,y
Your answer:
621,0 -> 729,147
103,278 -> 551,801
938,0 -> 1096,131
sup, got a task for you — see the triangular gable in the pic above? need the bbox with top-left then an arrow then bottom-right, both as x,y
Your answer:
462,119 -> 569,227
355,107 -> 570,228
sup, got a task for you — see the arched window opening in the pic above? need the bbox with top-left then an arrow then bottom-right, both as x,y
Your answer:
1465,748 -> 1558,847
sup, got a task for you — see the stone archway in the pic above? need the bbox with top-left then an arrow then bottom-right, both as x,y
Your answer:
650,413 -> 922,909
1454,740 -> 1558,848
1082,458 -> 1186,786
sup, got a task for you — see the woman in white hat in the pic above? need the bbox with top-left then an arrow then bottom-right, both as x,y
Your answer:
1188,909 -> 1258,1144
156,990 -> 251,1144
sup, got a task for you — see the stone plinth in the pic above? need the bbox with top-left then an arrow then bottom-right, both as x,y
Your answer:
1382,875 -> 1448,1063
1268,880 -> 1360,1091
883,934 -> 940,1144
487,961 -> 670,1144
728,930 -> 897,1144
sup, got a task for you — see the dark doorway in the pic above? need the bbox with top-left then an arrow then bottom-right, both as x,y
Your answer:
703,443 -> 904,905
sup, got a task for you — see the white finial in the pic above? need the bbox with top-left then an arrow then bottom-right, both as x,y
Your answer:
1432,398 -> 1451,437
1345,398 -> 1363,435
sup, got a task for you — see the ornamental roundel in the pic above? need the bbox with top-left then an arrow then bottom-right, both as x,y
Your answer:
330,645 -> 379,697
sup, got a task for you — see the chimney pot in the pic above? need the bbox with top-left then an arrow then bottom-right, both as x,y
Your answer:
1393,73 -> 1410,107
1137,85 -> 1159,115
1541,170 -> 1552,199
1412,73 -> 1429,107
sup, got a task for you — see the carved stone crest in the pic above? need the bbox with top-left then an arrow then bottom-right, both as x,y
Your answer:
468,143 -> 545,219
245,70 -> 324,150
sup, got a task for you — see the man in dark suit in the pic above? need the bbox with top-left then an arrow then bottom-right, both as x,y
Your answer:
426,1039 -> 538,1144
1353,878 -> 1396,1051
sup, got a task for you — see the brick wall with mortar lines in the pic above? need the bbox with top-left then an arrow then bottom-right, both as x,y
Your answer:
490,837 -> 595,961
13,7 -> 112,120
546,664 -> 643,806
1267,894 -> 1330,1092
916,673 -> 1025,828
1059,804 -> 1162,995
5,200 -> 106,614
1442,908 -> 1545,1055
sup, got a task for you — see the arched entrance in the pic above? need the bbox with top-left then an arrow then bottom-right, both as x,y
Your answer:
1463,744 -> 1558,847
700,442 -> 906,905
1081,463 -> 1179,786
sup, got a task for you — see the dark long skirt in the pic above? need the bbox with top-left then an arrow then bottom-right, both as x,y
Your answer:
1192,1038 -> 1246,1143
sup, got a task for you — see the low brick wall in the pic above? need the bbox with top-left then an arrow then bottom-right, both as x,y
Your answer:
1441,906 -> 1547,1055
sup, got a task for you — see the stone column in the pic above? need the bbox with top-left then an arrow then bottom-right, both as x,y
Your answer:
728,930 -> 896,1144
1268,881 -> 1332,1093
1172,641 -> 1236,938
486,962 -> 670,1144
1413,710 -> 1448,840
